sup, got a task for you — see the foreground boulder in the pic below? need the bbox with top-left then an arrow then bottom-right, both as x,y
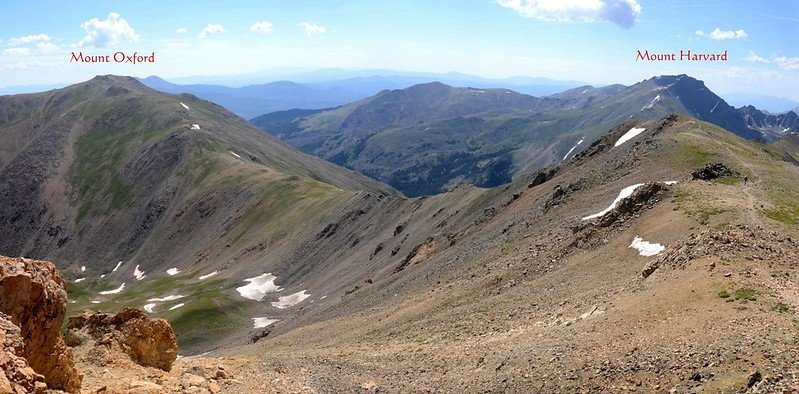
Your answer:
0,256 -> 82,393
0,312 -> 47,393
67,308 -> 178,371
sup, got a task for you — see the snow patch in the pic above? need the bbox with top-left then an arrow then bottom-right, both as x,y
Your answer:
81,266 -> 86,272
614,127 -> 646,147
229,151 -> 241,158
147,295 -> 185,302
641,95 -> 660,111
112,261 -> 122,272
629,236 -> 665,256
271,290 -> 311,309
74,278 -> 85,283
168,303 -> 185,311
236,273 -> 283,301
582,183 -> 645,221
252,317 -> 278,328
710,100 -> 720,113
166,268 -> 181,276
664,181 -> 678,185
581,89 -> 588,94
100,274 -> 105,278
133,265 -> 146,280
99,283 -> 125,295
143,303 -> 156,313
198,271 -> 218,280
562,138 -> 586,161
90,300 -> 100,304
180,102 -> 189,110
190,124 -> 200,130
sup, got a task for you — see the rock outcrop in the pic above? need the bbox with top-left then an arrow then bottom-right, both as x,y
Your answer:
67,308 -> 178,371
0,256 -> 82,393
1,312 -> 47,393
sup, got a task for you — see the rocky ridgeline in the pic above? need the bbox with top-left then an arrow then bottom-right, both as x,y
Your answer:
0,256 -> 81,393
642,225 -> 799,278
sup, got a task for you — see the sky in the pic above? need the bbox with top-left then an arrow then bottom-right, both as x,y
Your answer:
0,0 -> 798,100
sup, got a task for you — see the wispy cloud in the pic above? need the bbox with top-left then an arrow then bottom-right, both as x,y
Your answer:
2,61 -> 66,70
8,34 -> 51,46
495,0 -> 642,29
250,21 -> 274,33
298,22 -> 327,35
176,27 -> 188,34
743,51 -> 799,71
76,12 -> 140,48
198,24 -> 225,39
695,28 -> 747,40
2,47 -> 30,56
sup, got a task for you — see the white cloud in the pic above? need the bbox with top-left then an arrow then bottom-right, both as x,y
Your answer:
176,27 -> 188,34
2,60 -> 65,70
199,24 -> 225,39
774,56 -> 799,71
695,28 -> 747,40
742,51 -> 799,71
9,34 -> 51,46
495,0 -> 641,29
744,51 -> 769,63
76,12 -> 140,48
36,42 -> 59,52
298,22 -> 327,35
2,47 -> 31,56
250,21 -> 274,33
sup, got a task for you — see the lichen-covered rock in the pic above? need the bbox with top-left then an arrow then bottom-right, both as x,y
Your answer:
0,256 -> 82,393
68,308 -> 178,371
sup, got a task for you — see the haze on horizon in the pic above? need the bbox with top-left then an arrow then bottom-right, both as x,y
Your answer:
0,0 -> 798,101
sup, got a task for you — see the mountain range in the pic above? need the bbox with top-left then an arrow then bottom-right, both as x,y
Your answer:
2,74 -> 799,391
137,71 -> 586,119
253,74 -> 798,196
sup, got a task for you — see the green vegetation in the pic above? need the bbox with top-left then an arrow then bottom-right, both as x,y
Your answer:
717,289 -> 730,299
733,287 -> 759,302
774,302 -> 790,313
672,186 -> 729,225
678,143 -> 715,167
65,272 -> 255,349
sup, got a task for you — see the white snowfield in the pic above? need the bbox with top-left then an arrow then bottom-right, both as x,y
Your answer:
112,261 -> 122,272
168,303 -> 185,311
134,265 -> 146,280
614,127 -> 646,147
180,102 -> 189,110
582,183 -> 644,221
99,283 -> 125,295
147,295 -> 185,302
190,124 -> 201,130
229,151 -> 242,158
252,317 -> 279,328
641,95 -> 660,111
90,300 -> 101,304
629,236 -> 665,256
271,290 -> 311,309
236,273 -> 283,301
582,181 -> 678,221
166,268 -> 181,276
81,266 -> 86,272
562,138 -> 585,161
198,271 -> 218,280
74,278 -> 85,283
143,303 -> 156,313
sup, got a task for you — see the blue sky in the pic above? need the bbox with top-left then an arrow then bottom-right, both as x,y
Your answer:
0,0 -> 798,100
